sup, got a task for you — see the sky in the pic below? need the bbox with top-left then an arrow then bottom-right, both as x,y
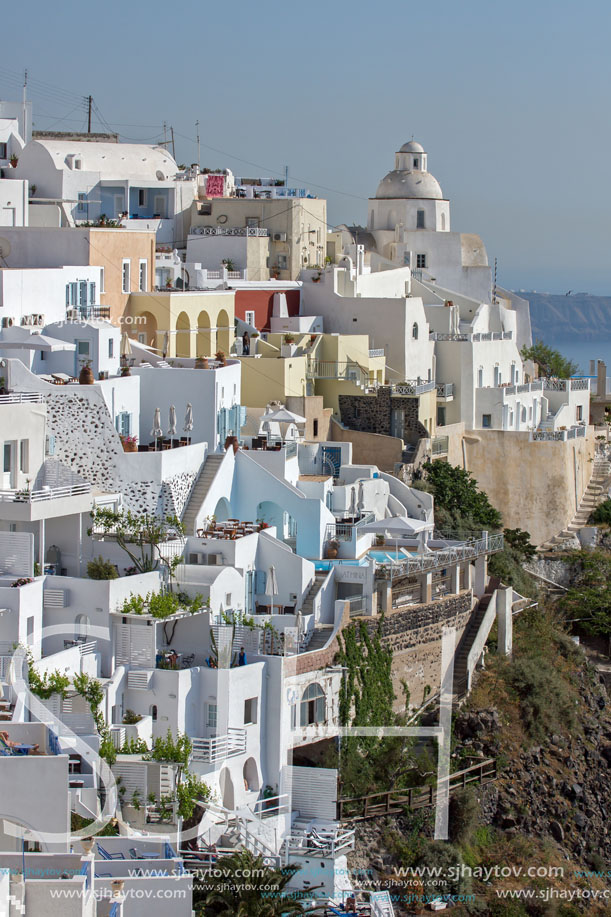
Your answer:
2,0 -> 611,294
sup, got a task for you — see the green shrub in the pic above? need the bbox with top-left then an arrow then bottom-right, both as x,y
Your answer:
87,557 -> 118,580
503,655 -> 577,741
448,787 -> 479,845
589,498 -> 611,526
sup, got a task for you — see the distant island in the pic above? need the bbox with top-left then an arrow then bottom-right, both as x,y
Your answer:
519,291 -> 611,341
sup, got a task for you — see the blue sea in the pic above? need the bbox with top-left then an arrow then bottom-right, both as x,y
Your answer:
553,340 -> 611,375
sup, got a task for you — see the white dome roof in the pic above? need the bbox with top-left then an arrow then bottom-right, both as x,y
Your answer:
400,140 -> 425,153
375,169 -> 443,200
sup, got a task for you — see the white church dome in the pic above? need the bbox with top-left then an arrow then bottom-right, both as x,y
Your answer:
399,140 -> 425,153
375,169 -> 443,200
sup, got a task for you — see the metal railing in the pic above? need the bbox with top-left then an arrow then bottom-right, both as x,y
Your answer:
324,512 -> 375,543
376,532 -> 504,576
431,435 -> 449,455
390,380 -> 436,395
430,331 -> 513,342
0,483 -> 92,503
532,426 -> 586,442
191,728 -> 247,763
190,226 -> 269,237
347,594 -> 366,617
306,359 -> 370,387
436,382 -> 454,397
283,827 -> 355,858
0,393 -> 44,404
368,348 -> 385,358
543,378 -> 590,392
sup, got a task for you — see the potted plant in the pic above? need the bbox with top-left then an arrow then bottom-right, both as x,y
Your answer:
222,258 -> 236,273
0,376 -> 6,395
283,334 -> 295,344
375,533 -> 386,546
120,365 -> 131,377
9,154 -> 18,168
325,539 -> 340,559
224,435 -> 239,454
215,350 -> 227,366
311,270 -> 322,283
79,360 -> 94,385
195,355 -> 209,369
120,434 -> 138,453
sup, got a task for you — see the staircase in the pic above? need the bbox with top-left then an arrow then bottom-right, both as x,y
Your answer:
301,573 -> 334,651
182,453 -> 226,534
304,625 -> 334,653
538,453 -> 611,552
453,577 -> 501,697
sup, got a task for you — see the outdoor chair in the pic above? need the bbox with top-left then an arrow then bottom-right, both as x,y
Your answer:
0,735 -> 36,756
129,847 -> 159,859
96,843 -> 125,860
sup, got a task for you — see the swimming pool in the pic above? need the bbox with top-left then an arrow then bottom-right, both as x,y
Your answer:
368,550 -> 411,562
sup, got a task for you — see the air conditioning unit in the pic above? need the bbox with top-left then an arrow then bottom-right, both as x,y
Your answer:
188,553 -> 201,565
36,314 -> 44,326
1,317 -> 13,328
206,553 -> 223,565
273,232 -> 287,242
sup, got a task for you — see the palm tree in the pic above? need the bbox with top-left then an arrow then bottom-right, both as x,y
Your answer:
194,849 -> 310,915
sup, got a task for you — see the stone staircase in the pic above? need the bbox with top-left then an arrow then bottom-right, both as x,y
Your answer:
304,624 -> 334,653
301,572 -> 334,652
181,453 -> 226,534
538,453 -> 611,552
453,577 -> 501,697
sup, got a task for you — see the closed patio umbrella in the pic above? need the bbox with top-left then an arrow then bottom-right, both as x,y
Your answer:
168,405 -> 177,437
349,486 -> 357,519
266,565 -> 279,615
120,332 -> 132,360
357,480 -> 365,512
151,407 -> 163,450
184,402 -> 193,443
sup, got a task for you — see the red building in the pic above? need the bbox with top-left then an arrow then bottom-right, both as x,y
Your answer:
233,288 -> 300,332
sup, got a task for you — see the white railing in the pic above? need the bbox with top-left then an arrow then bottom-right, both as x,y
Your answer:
250,793 -> 290,819
283,827 -> 355,860
79,641 -> 97,656
306,360 -> 369,387
0,393 -> 44,404
377,532 -> 504,576
430,331 -> 513,342
191,728 -> 247,763
532,426 -> 586,442
543,378 -> 590,392
0,483 -> 92,503
368,348 -> 384,358
436,382 -> 454,397
390,380 -> 436,395
190,226 -> 269,237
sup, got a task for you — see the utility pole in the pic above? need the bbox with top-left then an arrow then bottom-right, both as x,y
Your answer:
162,121 -> 167,146
87,95 -> 93,134
195,120 -> 200,169
22,69 -> 28,142
284,164 -> 289,189
170,126 -> 175,161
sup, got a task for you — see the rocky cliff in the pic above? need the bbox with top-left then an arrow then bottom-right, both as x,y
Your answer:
523,291 -> 611,342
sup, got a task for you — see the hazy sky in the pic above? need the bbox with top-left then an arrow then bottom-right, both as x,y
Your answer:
3,0 -> 611,293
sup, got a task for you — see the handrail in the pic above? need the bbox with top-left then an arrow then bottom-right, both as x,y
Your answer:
0,483 -> 92,503
0,393 -> 44,404
377,533 -> 504,575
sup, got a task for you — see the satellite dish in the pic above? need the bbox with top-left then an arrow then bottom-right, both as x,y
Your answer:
0,238 -> 11,259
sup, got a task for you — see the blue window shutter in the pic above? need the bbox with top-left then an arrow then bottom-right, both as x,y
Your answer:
255,570 -> 266,594
239,405 -> 247,428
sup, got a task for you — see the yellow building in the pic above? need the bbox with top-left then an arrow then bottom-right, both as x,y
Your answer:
126,290 -> 235,358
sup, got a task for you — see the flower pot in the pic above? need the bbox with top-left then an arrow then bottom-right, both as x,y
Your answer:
122,441 -> 137,453
325,544 -> 339,559
79,366 -> 94,385
195,358 -> 209,369
224,435 -> 239,454
120,367 -> 131,377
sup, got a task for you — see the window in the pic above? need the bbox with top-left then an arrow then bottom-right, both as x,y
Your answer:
290,704 -> 297,729
74,158 -> 82,170
477,368 -> 483,388
89,282 -> 96,304
138,332 -> 146,344
122,259 -> 130,293
77,341 -> 90,358
225,593 -> 232,606
108,338 -> 114,358
577,405 -> 583,421
0,143 -> 7,160
416,253 -> 427,269
74,614 -> 90,641
3,443 -> 12,472
246,217 -> 259,228
115,412 -> 131,436
150,704 -> 157,721
278,254 -> 288,269
416,209 -> 425,229
45,435 -> 55,456
300,682 -> 326,726
19,440 -> 28,473
207,703 -> 217,728
245,310 -> 255,327
77,193 -> 87,214
139,260 -> 147,291
69,282 -> 78,306
313,419 -> 319,437
482,414 -> 492,428
79,281 -> 88,307
138,189 -> 147,207
100,267 -> 105,293
412,322 -> 419,340
413,157 -> 420,169
244,697 -> 258,725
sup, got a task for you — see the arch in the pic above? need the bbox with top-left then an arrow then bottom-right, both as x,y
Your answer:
243,757 -> 260,792
137,310 -> 158,349
176,311 -> 191,358
300,682 -> 326,726
412,322 -> 419,340
150,704 -> 157,721
196,310 -> 212,358
256,500 -> 296,548
216,309 -> 231,355
219,768 -> 235,810
75,614 -> 90,641
214,497 -> 231,522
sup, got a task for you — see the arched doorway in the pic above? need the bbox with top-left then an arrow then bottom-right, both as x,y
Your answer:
216,309 -> 231,355
137,310 -> 158,349
243,757 -> 260,792
214,497 -> 231,522
196,311 -> 212,358
219,768 -> 234,811
256,500 -> 296,549
176,312 -> 191,358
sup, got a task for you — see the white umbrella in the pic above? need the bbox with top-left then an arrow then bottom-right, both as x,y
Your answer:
357,480 -> 365,512
120,332 -> 132,359
261,406 -> 306,443
361,516 -> 430,536
349,487 -> 357,519
184,403 -> 194,433
151,407 -> 163,449
162,331 -> 170,359
168,405 -> 177,437
0,330 -> 75,352
266,565 -> 279,615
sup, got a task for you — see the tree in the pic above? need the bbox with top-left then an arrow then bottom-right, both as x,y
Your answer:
88,508 -> 184,574
420,461 -> 502,533
194,850 -> 306,915
558,550 -> 611,642
521,340 -> 578,379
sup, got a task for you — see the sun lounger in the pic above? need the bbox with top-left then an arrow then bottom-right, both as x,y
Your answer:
0,735 -> 36,756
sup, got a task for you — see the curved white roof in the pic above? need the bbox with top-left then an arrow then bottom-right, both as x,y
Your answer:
26,139 -> 178,181
400,140 -> 425,153
375,169 -> 443,200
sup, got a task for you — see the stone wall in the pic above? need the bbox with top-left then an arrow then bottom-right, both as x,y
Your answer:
330,417 -> 403,472
338,388 -> 428,443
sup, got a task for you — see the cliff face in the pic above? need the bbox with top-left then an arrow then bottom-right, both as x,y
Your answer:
521,291 -> 611,342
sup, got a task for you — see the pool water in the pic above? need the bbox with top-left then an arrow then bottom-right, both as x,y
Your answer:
368,549 -> 410,562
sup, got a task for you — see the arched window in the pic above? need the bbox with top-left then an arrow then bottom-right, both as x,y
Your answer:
74,614 -> 89,641
300,683 -> 326,726
412,322 -> 419,340
441,213 -> 446,231
149,704 -> 157,721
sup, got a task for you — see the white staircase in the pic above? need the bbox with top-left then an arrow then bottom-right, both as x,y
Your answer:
182,453 -> 226,534
539,453 -> 611,552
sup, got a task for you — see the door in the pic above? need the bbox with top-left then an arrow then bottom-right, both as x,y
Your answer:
153,195 -> 167,218
114,195 -> 125,218
75,340 -> 90,375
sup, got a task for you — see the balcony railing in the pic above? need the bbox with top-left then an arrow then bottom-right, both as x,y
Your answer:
325,512 -> 375,543
368,348 -> 385,358
0,393 -> 44,404
390,380 -> 436,395
190,226 -> 269,237
544,378 -> 590,392
66,306 -> 111,321
431,435 -> 449,455
306,360 -> 370,387
430,331 -> 513,342
532,426 -> 587,442
376,532 -> 504,576
0,483 -> 92,503
436,382 -> 454,398
191,728 -> 247,763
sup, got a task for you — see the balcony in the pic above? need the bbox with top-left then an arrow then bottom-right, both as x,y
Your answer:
531,426 -> 587,442
430,331 -> 513,342
375,532 -> 504,576
390,380 -> 436,395
431,435 -> 449,456
368,348 -> 385,358
436,382 -> 454,400
0,483 -> 93,521
190,226 -> 269,237
191,729 -> 247,764
66,306 -> 111,321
